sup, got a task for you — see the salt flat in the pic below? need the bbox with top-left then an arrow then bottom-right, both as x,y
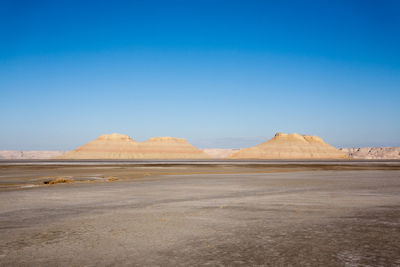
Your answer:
0,163 -> 400,266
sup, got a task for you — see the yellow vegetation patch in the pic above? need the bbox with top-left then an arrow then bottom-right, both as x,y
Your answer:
107,177 -> 119,181
43,177 -> 73,185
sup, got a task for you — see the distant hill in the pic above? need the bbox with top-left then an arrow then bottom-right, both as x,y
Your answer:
57,133 -> 210,159
229,133 -> 347,159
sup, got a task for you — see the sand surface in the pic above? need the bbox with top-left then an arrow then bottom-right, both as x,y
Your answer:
202,148 -> 240,158
1,161 -> 400,266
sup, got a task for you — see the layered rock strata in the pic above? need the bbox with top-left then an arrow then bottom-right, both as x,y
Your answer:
229,133 -> 347,159
58,133 -> 210,159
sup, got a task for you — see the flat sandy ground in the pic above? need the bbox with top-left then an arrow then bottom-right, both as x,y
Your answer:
0,161 -> 400,266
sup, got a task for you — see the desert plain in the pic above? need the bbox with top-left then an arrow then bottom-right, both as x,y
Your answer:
1,160 -> 400,266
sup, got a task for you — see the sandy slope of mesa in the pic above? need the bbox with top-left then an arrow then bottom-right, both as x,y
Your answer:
229,133 -> 347,159
57,133 -> 210,159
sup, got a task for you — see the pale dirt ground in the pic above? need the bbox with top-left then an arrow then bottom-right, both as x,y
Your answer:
0,162 -> 400,266
202,148 -> 240,158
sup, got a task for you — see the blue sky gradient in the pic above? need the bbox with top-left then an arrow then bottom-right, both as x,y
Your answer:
1,0 -> 399,149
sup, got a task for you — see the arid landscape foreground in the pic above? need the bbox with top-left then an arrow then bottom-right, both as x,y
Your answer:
1,161 -> 400,266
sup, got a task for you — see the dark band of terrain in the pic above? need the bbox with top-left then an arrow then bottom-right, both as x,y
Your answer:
1,160 -> 399,190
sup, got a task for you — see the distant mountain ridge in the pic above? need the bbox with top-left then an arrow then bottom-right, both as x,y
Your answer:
1,143 -> 399,160
0,150 -> 66,159
339,147 -> 400,159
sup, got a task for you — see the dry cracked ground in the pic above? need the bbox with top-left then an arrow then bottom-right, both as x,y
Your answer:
0,162 -> 400,266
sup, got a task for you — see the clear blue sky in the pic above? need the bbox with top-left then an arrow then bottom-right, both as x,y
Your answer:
1,0 -> 399,149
